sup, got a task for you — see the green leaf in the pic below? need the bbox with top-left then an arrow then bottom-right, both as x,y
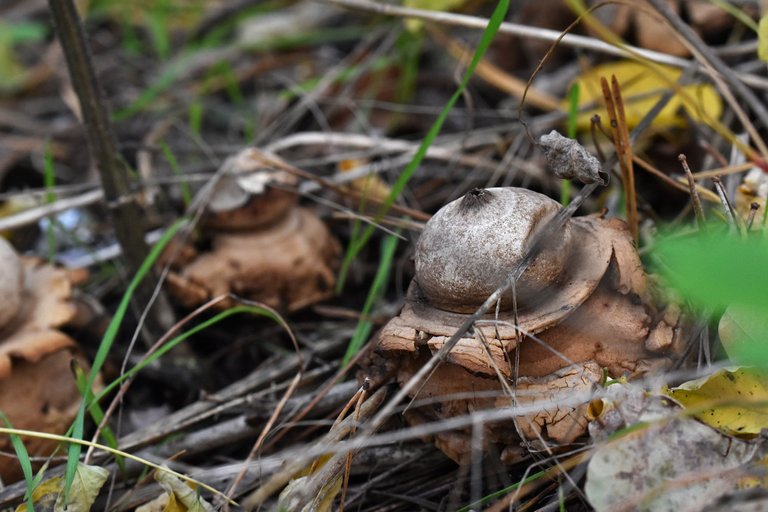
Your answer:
652,228 -> 768,310
719,305 -> 768,366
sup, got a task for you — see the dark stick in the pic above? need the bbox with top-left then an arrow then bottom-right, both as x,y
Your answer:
47,0 -> 173,339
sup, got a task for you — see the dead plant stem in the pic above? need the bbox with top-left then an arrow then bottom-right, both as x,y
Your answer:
46,0 -> 173,340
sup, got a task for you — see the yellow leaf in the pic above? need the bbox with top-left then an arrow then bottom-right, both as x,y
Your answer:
566,60 -> 723,132
666,367 -> 768,436
155,469 -> 214,512
15,463 -> 109,512
759,16 -> 768,61
338,158 -> 392,204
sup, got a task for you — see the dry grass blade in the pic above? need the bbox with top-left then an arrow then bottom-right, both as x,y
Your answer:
430,28 -> 561,112
241,387 -> 387,510
600,75 -> 638,241
632,155 -> 719,204
679,154 -> 706,226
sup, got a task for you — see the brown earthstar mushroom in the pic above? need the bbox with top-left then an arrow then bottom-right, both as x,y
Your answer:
165,149 -> 341,312
0,240 -> 93,482
370,187 -> 685,464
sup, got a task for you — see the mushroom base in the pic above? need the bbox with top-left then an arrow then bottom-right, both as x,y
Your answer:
386,350 -> 602,464
166,208 -> 340,311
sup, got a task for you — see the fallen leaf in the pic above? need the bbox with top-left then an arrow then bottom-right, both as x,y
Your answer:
15,463 -> 109,512
144,469 -> 215,512
567,60 -> 722,131
586,382 -> 766,512
338,158 -> 392,204
0,257 -> 91,483
666,367 -> 768,436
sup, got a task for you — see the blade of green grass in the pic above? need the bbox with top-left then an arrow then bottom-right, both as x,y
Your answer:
42,141 -> 57,261
342,233 -> 399,365
64,218 -> 188,501
4,22 -> 47,43
146,3 -> 171,59
561,82 -> 580,205
92,304 -> 285,402
187,100 -> 204,137
0,413 -> 37,512
159,141 -> 192,207
395,30 -> 422,104
71,362 -> 124,474
335,0 -> 510,291
456,468 -> 547,512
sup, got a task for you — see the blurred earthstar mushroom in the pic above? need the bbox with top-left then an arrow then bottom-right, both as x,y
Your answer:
165,149 -> 341,311
0,238 -> 23,327
0,238 -> 93,482
371,187 -> 685,463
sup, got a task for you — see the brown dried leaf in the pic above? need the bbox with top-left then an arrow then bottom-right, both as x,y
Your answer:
0,350 -> 86,482
0,258 -> 79,379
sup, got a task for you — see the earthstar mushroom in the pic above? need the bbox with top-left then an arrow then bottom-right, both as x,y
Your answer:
166,149 -> 341,311
371,187 -> 684,463
0,238 -> 93,482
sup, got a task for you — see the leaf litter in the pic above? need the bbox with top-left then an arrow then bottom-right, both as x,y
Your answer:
1,0 -> 768,510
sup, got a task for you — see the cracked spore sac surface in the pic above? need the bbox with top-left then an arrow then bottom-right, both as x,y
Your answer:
415,187 -> 571,312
